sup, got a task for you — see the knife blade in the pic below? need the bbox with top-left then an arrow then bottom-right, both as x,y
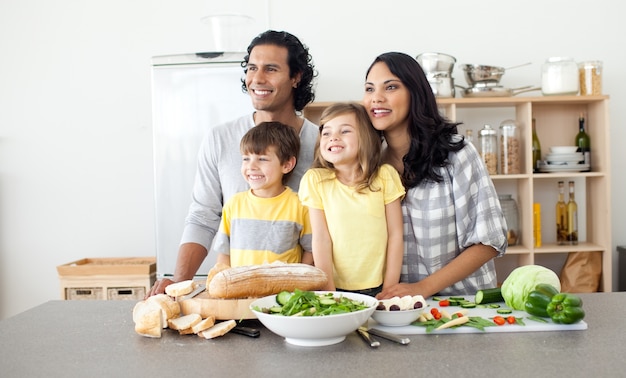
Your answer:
366,328 -> 411,345
177,283 -> 206,301
357,327 -> 380,348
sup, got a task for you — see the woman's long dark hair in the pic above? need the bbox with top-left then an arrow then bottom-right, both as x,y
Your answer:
366,52 -> 464,188
242,30 -> 317,111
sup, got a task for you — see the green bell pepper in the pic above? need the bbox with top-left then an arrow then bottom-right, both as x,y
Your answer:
546,293 -> 585,324
524,283 -> 559,318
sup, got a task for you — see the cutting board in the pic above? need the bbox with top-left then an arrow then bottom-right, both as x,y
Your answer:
179,291 -> 258,320
369,299 -> 587,334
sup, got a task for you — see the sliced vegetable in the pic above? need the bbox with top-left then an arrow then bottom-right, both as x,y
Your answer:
546,293 -> 586,324
496,308 -> 513,314
475,287 -> 504,304
493,316 -> 506,326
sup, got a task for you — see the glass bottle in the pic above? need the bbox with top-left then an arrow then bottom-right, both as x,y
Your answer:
556,181 -> 568,245
499,194 -> 519,246
532,118 -> 542,173
575,113 -> 591,171
567,181 -> 578,245
465,129 -> 474,145
479,124 -> 497,175
499,119 -> 521,175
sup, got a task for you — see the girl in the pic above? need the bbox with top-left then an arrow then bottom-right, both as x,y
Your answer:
298,102 -> 405,296
363,52 -> 508,299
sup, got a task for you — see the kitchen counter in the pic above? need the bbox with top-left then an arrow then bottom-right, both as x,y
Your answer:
0,293 -> 620,377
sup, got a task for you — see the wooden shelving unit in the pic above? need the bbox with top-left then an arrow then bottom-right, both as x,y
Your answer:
304,95 -> 612,291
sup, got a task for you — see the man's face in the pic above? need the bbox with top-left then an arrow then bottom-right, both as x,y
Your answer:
244,44 -> 300,113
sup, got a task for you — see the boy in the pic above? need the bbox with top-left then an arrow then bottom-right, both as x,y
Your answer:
211,122 -> 313,267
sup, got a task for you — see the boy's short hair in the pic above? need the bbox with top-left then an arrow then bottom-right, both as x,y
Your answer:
240,122 -> 300,183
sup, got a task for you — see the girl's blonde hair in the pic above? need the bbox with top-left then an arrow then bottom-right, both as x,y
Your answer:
313,102 -> 382,193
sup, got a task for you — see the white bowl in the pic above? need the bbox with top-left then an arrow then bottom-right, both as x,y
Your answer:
250,291 -> 377,346
550,146 -> 578,154
371,308 -> 423,326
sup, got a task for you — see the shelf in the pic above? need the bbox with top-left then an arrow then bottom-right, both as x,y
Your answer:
304,95 -> 611,291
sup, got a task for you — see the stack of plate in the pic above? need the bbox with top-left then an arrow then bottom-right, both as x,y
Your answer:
539,146 -> 589,172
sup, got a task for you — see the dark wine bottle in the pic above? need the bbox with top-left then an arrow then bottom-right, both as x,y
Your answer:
575,113 -> 591,171
532,118 -> 542,172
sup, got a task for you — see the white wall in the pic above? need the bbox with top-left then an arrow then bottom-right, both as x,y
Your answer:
1,0 -> 624,319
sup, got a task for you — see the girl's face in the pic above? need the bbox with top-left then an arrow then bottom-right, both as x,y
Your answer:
363,62 -> 411,133
319,113 -> 360,168
241,146 -> 293,197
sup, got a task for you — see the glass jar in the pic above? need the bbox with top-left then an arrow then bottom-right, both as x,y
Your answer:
499,119 -> 521,174
478,124 -> 497,175
578,60 -> 603,95
499,194 -> 519,246
541,57 -> 579,95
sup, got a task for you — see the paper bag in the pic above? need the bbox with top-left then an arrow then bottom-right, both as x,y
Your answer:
559,251 -> 602,292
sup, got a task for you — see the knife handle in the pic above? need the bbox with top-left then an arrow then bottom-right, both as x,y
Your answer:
231,325 -> 260,338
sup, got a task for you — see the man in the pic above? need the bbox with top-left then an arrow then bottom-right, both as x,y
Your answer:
147,30 -> 318,296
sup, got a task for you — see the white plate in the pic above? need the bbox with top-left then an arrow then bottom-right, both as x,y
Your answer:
545,153 -> 583,162
539,164 -> 589,172
550,146 -> 578,154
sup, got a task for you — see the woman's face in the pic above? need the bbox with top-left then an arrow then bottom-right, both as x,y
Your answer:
363,62 -> 411,133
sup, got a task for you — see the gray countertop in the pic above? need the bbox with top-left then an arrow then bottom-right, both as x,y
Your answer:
0,292 -> 621,377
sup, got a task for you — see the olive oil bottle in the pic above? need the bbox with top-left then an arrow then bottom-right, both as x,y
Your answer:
556,181 -> 568,245
567,181 -> 578,245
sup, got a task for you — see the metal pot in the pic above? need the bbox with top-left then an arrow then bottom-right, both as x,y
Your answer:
462,62 -> 532,86
416,52 -> 456,74
427,75 -> 455,98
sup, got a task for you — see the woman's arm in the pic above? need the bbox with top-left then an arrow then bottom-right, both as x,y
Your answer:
382,198 -> 403,289
308,207 -> 335,291
377,244 -> 498,299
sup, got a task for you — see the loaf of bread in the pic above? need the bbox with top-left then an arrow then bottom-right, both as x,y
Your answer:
208,263 -> 328,299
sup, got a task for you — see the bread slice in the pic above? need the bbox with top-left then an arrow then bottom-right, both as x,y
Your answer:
167,313 -> 202,331
191,316 -> 216,334
145,294 -> 181,328
165,280 -> 197,297
132,301 -> 163,338
198,319 -> 236,339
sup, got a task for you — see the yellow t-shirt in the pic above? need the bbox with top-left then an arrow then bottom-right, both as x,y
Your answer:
298,164 -> 405,290
213,187 -> 312,267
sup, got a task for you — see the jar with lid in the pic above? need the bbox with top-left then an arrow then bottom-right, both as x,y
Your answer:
499,194 -> 519,246
478,124 -> 497,175
499,119 -> 521,174
578,60 -> 602,95
541,57 -> 579,95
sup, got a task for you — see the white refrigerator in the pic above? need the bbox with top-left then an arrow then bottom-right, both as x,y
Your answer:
151,52 -> 254,279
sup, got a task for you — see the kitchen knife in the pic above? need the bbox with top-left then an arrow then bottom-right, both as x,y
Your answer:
357,327 -> 380,348
231,324 -> 261,338
366,328 -> 410,345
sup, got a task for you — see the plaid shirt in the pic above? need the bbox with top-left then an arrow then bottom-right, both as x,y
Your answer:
400,139 -> 507,295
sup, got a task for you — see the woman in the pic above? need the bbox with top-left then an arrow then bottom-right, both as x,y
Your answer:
363,52 -> 508,298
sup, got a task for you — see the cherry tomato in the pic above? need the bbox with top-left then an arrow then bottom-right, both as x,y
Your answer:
439,299 -> 450,307
507,316 -> 516,324
430,308 -> 440,316
493,316 -> 506,326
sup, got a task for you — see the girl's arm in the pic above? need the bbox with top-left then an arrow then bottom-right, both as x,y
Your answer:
382,198 -> 403,289
215,253 -> 231,267
308,207 -> 335,291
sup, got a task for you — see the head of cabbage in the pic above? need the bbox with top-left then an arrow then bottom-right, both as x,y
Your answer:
500,265 -> 561,310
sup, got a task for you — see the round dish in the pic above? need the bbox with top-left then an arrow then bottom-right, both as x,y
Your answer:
371,308 -> 423,327
550,146 -> 579,154
250,291 -> 377,347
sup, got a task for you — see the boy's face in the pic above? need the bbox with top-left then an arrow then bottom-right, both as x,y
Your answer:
241,146 -> 294,197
